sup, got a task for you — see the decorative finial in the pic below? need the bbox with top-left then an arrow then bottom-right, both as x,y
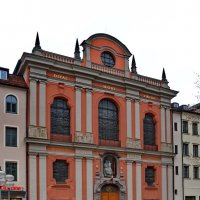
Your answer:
32,32 -> 41,52
131,55 -> 137,73
162,68 -> 168,82
74,38 -> 81,60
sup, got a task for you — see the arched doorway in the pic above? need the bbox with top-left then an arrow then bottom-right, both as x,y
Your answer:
101,184 -> 119,200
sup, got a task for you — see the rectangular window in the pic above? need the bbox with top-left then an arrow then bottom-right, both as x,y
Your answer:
174,122 -> 178,131
5,127 -> 17,147
183,166 -> 189,178
193,145 -> 199,157
0,70 -> 7,80
53,160 -> 68,183
5,161 -> 17,181
185,197 -> 196,200
193,166 -> 199,179
183,143 -> 189,156
175,145 -> 178,154
183,121 -> 188,133
145,167 -> 155,186
193,123 -> 198,135
175,166 -> 179,175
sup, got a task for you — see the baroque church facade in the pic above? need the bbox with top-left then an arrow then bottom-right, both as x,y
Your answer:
14,33 -> 177,200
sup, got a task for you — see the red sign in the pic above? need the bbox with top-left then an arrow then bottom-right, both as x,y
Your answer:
0,186 -> 23,191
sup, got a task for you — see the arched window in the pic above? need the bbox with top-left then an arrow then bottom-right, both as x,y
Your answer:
51,98 -> 70,135
6,95 -> 17,113
144,114 -> 155,145
99,99 -> 119,140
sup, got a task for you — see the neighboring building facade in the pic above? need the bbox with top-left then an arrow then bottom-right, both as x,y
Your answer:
0,67 -> 27,199
172,103 -> 183,200
172,103 -> 200,200
14,33 -> 177,200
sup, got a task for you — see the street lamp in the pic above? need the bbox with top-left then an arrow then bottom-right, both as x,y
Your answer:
0,166 -> 14,200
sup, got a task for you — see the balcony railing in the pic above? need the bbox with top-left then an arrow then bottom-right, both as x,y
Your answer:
144,145 -> 158,151
41,51 -> 75,65
91,63 -> 125,77
138,75 -> 162,87
51,134 -> 72,143
99,139 -> 121,147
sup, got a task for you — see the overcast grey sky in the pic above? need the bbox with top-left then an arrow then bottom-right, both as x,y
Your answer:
0,0 -> 200,105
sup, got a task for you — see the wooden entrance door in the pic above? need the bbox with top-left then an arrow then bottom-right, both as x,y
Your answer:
101,185 -> 119,200
101,191 -> 119,200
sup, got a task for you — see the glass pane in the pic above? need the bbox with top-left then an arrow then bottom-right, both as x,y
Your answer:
6,95 -> 17,113
6,127 -> 17,147
99,99 -> 119,140
144,114 -> 155,145
53,160 -> 68,183
51,98 -> 70,135
6,162 -> 17,181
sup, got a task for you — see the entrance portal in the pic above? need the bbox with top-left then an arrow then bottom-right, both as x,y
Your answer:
101,185 -> 119,200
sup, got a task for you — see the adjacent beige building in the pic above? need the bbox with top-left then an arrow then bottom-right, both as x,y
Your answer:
0,67 -> 27,199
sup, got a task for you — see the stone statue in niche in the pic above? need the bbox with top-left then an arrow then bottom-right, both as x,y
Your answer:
104,160 -> 113,177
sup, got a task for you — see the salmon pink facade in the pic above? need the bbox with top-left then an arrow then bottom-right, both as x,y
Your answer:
14,33 -> 178,200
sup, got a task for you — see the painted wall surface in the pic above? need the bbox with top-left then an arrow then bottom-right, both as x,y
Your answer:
182,112 -> 200,200
0,85 -> 26,189
173,111 -> 183,200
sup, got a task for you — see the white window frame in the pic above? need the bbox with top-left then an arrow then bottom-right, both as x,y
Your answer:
4,159 -> 19,183
4,93 -> 19,115
4,125 -> 19,148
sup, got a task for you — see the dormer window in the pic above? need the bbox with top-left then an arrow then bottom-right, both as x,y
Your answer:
101,52 -> 115,67
0,70 -> 8,80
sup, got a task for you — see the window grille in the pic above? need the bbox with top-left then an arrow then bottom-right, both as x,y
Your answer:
53,160 -> 68,183
145,167 -> 155,186
51,98 -> 70,135
144,114 -> 155,145
99,99 -> 119,141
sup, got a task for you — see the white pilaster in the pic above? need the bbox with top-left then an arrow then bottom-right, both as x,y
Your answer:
76,157 -> 82,200
30,79 -> 37,126
86,89 -> 92,133
161,106 -> 166,142
39,154 -> 47,200
136,162 -> 142,200
87,159 -> 93,200
135,100 -> 140,139
76,87 -> 82,132
166,108 -> 171,143
162,165 -> 167,200
39,81 -> 46,127
127,161 -> 133,200
168,165 -> 173,200
126,98 -> 132,138
86,46 -> 91,67
29,154 -> 37,200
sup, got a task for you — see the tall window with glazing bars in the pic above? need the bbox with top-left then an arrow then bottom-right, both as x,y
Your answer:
98,99 -> 119,141
144,114 -> 155,145
51,98 -> 70,135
